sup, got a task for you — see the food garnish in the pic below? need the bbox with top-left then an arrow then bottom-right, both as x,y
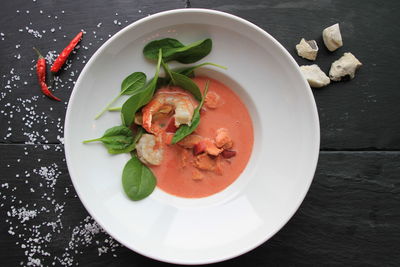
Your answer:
33,47 -> 61,101
51,31 -> 83,73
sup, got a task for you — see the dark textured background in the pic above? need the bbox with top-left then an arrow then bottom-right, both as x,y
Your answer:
1,0 -> 399,266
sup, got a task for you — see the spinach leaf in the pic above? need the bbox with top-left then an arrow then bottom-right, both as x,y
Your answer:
108,106 -> 122,112
170,71 -> 202,101
143,38 -> 184,61
161,59 -> 175,84
131,126 -> 144,148
121,50 -> 162,126
95,72 -> 146,119
160,59 -> 202,101
143,38 -> 212,64
121,72 -> 147,95
170,39 -> 212,64
83,125 -> 136,154
122,155 -> 156,201
171,80 -> 209,144
176,62 -> 227,77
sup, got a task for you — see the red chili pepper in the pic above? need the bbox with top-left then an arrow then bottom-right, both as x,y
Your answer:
40,81 -> 61,101
51,31 -> 83,73
33,47 -> 61,101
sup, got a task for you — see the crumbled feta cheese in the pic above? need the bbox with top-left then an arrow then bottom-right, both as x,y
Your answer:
322,23 -> 343,52
300,64 -> 330,88
296,38 -> 318,60
329,52 -> 362,81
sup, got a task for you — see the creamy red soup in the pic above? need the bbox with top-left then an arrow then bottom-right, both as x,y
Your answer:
147,76 -> 253,198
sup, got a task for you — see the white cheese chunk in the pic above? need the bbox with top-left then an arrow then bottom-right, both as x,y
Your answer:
300,64 -> 330,88
322,23 -> 343,52
329,52 -> 362,81
296,38 -> 319,60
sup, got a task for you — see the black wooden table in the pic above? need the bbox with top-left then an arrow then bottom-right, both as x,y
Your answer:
1,0 -> 399,266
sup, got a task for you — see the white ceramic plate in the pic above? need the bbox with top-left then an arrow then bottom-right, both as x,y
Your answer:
65,8 -> 319,264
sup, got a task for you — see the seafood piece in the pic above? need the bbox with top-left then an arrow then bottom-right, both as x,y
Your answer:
296,38 -> 319,61
193,141 -> 206,155
203,139 -> 222,156
194,154 -> 216,171
192,169 -> 204,181
136,134 -> 164,165
322,23 -> 343,52
177,134 -> 203,149
193,139 -> 222,156
205,91 -> 221,109
300,64 -> 330,88
142,90 -> 196,134
329,52 -> 362,81
215,128 -> 233,149
134,112 -> 143,125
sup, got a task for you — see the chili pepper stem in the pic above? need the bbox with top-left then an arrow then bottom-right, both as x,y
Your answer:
33,47 -> 44,58
94,92 -> 123,119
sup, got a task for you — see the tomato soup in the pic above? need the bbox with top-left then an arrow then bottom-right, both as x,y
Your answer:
151,76 -> 253,198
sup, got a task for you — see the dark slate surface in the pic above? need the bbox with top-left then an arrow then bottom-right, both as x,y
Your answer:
1,0 -> 399,266
1,147 -> 399,266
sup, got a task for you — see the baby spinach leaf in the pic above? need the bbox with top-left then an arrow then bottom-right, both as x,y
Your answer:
170,71 -> 202,101
170,39 -> 212,64
143,38 -> 212,64
83,126 -> 144,154
83,125 -> 135,154
108,106 -> 122,112
122,155 -> 156,201
121,72 -> 147,95
143,38 -> 184,61
95,72 -> 146,119
171,80 -> 209,144
176,62 -> 227,77
160,59 -> 201,101
161,59 -> 175,84
121,50 -> 162,126
131,126 -> 144,148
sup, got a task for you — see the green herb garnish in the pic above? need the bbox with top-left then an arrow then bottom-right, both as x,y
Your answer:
122,155 -> 156,201
171,80 -> 209,144
143,38 -> 212,64
95,72 -> 146,119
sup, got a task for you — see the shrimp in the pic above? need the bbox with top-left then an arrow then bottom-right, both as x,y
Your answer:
142,89 -> 196,134
136,134 -> 164,165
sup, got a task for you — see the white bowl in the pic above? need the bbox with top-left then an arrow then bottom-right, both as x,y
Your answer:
64,8 -> 319,264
